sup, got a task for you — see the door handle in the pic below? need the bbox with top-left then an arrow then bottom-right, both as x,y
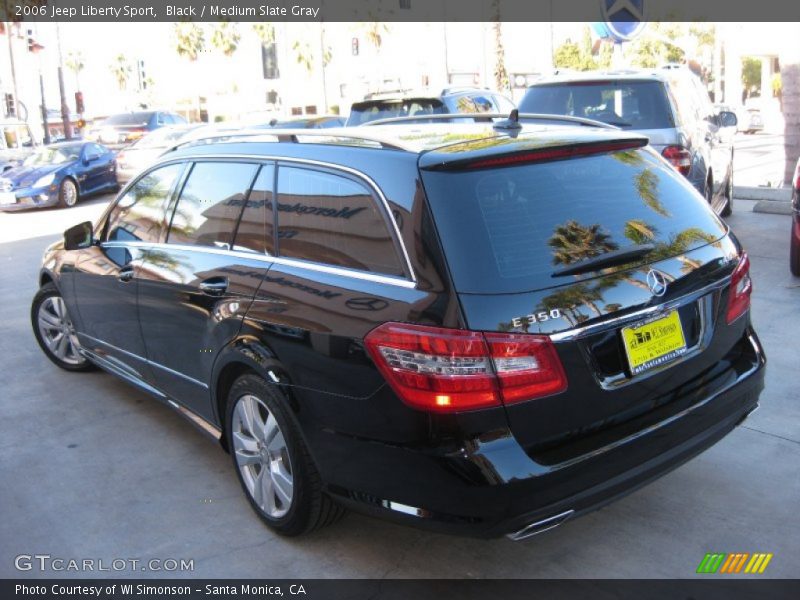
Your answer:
118,265 -> 135,282
199,276 -> 228,296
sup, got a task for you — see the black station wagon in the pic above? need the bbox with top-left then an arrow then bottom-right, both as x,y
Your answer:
32,118 -> 765,539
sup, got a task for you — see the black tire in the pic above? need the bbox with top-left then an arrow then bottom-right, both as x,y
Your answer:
791,224 -> 800,277
225,373 -> 346,536
720,172 -> 733,217
31,283 -> 95,372
57,178 -> 79,208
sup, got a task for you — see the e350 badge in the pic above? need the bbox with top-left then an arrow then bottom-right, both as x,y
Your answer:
511,309 -> 563,329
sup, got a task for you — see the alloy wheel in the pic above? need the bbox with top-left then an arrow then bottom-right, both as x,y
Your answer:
62,180 -> 78,207
37,296 -> 85,365
231,394 -> 294,519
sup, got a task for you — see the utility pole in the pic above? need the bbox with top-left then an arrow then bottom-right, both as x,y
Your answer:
55,16 -> 72,139
4,6 -> 21,119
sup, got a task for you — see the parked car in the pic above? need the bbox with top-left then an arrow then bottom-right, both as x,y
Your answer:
0,119 -> 37,172
346,87 -> 515,126
260,116 -> 346,129
32,120 -> 764,539
116,124 -> 204,183
519,67 -> 738,215
791,158 -> 800,276
85,111 -> 188,148
716,103 -> 764,135
0,141 -> 117,211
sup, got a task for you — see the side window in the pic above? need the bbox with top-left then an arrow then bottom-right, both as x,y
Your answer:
105,163 -> 184,243
276,166 -> 404,277
231,164 -> 275,255
471,96 -> 494,113
167,161 -> 259,249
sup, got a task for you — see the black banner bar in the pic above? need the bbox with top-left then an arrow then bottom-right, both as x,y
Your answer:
3,0 -> 800,23
3,579 -> 800,600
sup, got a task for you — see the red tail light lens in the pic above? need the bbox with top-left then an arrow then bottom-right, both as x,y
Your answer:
662,145 -> 691,176
364,323 -> 567,413
726,253 -> 752,324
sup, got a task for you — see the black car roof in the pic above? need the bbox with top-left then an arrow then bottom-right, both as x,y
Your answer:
166,123 -> 648,168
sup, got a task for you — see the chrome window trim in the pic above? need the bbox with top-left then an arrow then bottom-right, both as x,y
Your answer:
131,153 -> 417,285
101,240 -> 417,289
549,277 -> 729,342
78,332 -> 209,390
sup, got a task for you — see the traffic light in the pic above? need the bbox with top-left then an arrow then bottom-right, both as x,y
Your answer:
4,94 -> 15,117
75,92 -> 85,114
27,30 -> 35,53
351,37 -> 359,56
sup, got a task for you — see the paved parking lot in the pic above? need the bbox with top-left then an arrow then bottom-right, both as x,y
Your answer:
1,195 -> 798,579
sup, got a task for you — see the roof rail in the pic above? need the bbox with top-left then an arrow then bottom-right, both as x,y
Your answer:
165,128 -> 413,153
360,112 -> 618,130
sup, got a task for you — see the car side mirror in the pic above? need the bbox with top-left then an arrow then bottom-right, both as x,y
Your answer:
718,111 -> 738,128
64,221 -> 94,250
84,153 -> 100,164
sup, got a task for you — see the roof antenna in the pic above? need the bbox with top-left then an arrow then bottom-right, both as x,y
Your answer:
493,108 -> 523,134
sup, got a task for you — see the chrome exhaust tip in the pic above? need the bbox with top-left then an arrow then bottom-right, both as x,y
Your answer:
506,509 -> 574,541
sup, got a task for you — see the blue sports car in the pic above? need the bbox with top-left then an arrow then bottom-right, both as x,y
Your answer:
0,141 -> 118,211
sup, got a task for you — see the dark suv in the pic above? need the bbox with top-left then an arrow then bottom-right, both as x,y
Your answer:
346,87 -> 515,126
32,121 -> 765,539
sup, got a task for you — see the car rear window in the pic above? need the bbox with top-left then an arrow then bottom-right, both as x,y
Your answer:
421,148 -> 727,294
519,81 -> 674,130
347,99 -> 445,125
102,112 -> 152,127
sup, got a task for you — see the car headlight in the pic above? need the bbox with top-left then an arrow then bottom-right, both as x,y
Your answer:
33,173 -> 56,188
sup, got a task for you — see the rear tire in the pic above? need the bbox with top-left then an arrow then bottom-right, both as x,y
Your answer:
226,374 -> 346,536
31,283 -> 94,371
58,178 -> 79,208
791,217 -> 800,277
720,172 -> 733,217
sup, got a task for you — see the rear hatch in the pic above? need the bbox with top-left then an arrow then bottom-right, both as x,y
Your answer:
419,132 -> 748,460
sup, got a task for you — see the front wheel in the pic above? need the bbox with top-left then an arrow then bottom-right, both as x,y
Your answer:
226,374 -> 346,536
31,283 -> 94,371
58,178 -> 79,208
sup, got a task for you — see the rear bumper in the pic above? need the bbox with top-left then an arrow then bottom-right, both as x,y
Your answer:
322,329 -> 766,538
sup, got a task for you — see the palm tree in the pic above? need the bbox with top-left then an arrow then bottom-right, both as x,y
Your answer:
210,23 -> 240,57
292,40 -> 315,74
173,23 -> 205,61
65,51 -> 85,90
548,220 -> 619,267
253,23 -> 276,45
780,28 -> 800,184
361,22 -> 389,52
109,54 -> 132,91
492,0 -> 509,92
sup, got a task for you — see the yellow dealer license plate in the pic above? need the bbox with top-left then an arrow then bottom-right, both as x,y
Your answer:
621,310 -> 687,375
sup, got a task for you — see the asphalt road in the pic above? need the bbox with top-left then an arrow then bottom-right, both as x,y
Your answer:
733,132 -> 787,188
1,193 -> 798,579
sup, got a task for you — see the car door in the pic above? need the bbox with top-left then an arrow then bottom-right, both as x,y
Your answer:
242,163 -> 417,402
79,143 -> 113,193
136,160 -> 274,421
70,162 -> 187,384
692,77 -> 732,198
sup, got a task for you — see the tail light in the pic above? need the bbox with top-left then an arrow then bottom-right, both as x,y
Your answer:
364,322 -> 567,413
793,160 -> 800,190
726,253 -> 752,324
662,145 -> 691,176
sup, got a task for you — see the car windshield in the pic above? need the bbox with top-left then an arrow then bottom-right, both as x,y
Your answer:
101,112 -> 151,127
23,145 -> 82,166
131,127 -> 190,149
347,99 -> 445,125
520,81 -> 674,130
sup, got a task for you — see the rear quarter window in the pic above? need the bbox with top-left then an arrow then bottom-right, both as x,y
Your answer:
421,147 -> 727,294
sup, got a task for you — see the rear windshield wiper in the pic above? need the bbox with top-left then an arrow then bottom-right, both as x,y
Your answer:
551,244 -> 655,278
603,120 -> 633,128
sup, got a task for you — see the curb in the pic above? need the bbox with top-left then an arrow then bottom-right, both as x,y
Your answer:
752,200 -> 793,215
734,186 -> 791,202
